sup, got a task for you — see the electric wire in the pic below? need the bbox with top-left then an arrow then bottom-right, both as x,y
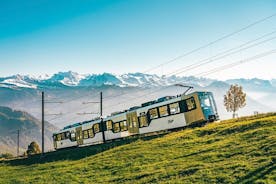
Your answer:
143,13 -> 276,73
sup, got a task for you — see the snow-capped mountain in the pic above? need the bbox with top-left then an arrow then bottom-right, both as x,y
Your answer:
0,72 -> 215,89
45,71 -> 87,86
0,74 -> 37,89
0,72 -> 275,92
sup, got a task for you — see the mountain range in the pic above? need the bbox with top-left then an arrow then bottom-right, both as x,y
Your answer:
0,71 -> 217,89
0,71 -> 275,90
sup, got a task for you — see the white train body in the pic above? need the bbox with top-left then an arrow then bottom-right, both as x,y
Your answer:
53,91 -> 219,150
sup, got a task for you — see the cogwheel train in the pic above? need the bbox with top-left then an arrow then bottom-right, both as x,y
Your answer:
53,91 -> 219,150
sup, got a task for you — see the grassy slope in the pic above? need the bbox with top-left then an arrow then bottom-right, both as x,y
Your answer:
0,113 -> 275,184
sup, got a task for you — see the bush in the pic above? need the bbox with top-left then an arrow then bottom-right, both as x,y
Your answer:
26,141 -> 41,156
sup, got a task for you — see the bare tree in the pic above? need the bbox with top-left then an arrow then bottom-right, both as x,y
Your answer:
224,84 -> 246,118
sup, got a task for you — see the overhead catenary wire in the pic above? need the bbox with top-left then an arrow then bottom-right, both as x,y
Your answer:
143,13 -> 276,73
166,33 -> 276,76
46,93 -> 102,123
196,49 -> 276,77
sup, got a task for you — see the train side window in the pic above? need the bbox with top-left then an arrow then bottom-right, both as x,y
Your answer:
61,133 -> 65,140
94,124 -> 100,133
70,132 -> 76,141
65,132 -> 70,139
169,103 -> 180,114
57,134 -> 62,141
139,116 -> 148,127
113,122 -> 120,133
106,120 -> 113,130
120,120 -> 128,131
88,128 -> 94,138
186,97 -> 196,111
149,108 -> 158,119
159,106 -> 169,117
83,130 -> 89,139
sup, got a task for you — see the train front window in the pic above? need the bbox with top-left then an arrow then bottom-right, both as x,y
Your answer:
199,93 -> 212,108
209,94 -> 217,112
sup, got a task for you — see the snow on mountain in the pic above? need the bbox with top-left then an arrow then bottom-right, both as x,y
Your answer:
79,73 -> 122,87
0,75 -> 37,89
0,72 -> 275,91
46,71 -> 87,86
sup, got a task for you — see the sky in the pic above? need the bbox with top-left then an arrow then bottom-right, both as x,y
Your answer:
0,0 -> 276,80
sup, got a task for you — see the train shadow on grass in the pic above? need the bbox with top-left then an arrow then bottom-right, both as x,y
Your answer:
3,133 -> 167,166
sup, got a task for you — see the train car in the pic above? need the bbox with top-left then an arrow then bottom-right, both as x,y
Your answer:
53,91 -> 219,150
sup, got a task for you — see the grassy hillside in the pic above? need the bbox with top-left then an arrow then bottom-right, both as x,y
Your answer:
0,113 -> 275,184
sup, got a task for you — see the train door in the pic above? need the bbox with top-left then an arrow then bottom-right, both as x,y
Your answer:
182,94 -> 205,125
127,112 -> 139,134
75,127 -> 83,145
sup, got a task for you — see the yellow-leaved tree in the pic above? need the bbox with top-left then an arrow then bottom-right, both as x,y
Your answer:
224,84 -> 246,118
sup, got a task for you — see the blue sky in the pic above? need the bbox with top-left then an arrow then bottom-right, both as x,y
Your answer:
0,0 -> 276,79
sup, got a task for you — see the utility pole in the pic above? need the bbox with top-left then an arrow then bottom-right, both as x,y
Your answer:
17,130 -> 19,157
78,92 -> 105,143
100,92 -> 106,143
42,91 -> 45,155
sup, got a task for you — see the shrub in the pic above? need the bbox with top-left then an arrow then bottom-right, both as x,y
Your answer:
26,141 -> 41,156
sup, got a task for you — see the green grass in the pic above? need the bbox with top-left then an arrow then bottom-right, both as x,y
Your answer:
0,113 -> 276,184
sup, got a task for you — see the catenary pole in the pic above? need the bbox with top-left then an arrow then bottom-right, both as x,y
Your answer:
17,130 -> 19,157
100,92 -> 106,143
42,91 -> 45,154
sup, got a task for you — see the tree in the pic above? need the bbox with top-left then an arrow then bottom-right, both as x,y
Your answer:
26,141 -> 41,156
224,84 -> 246,118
